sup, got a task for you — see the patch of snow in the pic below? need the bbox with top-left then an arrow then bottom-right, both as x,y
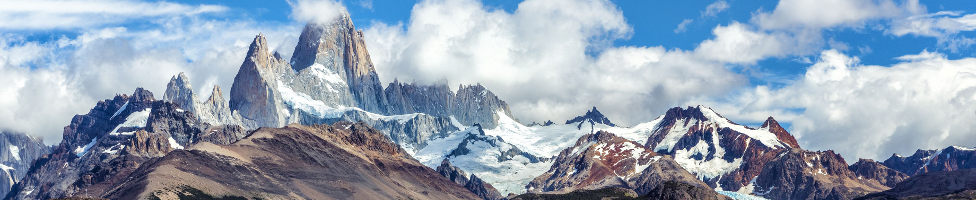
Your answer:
699,106 -> 784,149
308,63 -> 346,85
8,145 -> 19,161
672,130 -> 743,180
449,115 -> 466,129
102,144 -> 125,154
413,127 -> 551,195
951,146 -> 975,151
109,108 -> 152,136
0,164 -> 13,185
109,100 -> 129,120
168,137 -> 184,150
74,137 -> 97,157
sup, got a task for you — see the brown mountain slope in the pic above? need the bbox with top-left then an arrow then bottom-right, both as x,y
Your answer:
101,121 -> 478,200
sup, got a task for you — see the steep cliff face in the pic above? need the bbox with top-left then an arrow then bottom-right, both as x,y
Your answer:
436,159 -> 504,200
100,122 -> 479,200
0,132 -> 49,197
289,15 -> 388,114
751,149 -> 889,200
384,81 -> 513,128
229,34 -> 290,129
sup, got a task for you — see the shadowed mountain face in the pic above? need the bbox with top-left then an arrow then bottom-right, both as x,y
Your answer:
102,122 -> 478,199
0,132 -> 49,197
882,146 -> 976,176
856,169 -> 976,200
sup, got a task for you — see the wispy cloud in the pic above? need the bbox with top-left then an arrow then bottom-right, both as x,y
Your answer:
0,0 -> 227,30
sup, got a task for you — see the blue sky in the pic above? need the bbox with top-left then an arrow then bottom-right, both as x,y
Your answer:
2,0 -> 976,162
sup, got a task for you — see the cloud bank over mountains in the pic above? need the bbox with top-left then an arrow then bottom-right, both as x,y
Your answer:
1,0 -> 976,163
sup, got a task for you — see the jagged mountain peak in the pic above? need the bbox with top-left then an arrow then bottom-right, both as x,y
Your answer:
206,85 -> 224,103
565,106 -> 615,127
246,33 -> 271,65
760,116 -> 800,149
163,72 -> 197,114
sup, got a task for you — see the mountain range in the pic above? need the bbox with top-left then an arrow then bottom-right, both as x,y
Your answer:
1,13 -> 974,200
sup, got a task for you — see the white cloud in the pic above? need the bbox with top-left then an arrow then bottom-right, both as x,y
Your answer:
693,22 -> 820,64
674,19 -> 693,33
702,0 -> 729,17
0,0 -> 226,30
752,0 -> 921,30
696,50 -> 976,162
364,0 -> 743,125
889,11 -> 976,37
288,0 -> 349,23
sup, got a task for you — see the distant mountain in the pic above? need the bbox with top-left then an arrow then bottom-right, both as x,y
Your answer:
565,107 -> 616,129
0,131 -> 49,197
750,149 -> 889,199
857,169 -> 976,200
882,146 -> 976,176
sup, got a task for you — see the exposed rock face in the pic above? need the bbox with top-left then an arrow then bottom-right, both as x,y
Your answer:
849,159 -> 909,187
0,131 -> 50,197
384,81 -> 513,128
856,169 -> 976,200
229,34 -> 289,129
289,15 -> 388,114
5,88 -> 213,199
643,105 -> 796,191
759,116 -> 800,149
162,72 -> 198,115
565,107 -> 616,129
436,159 -> 504,200
527,131 -> 718,199
752,149 -> 888,200
882,146 -> 976,176
198,125 -> 247,145
99,122 -> 479,200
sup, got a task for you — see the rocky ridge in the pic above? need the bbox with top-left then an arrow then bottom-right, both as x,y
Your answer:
436,159 -> 504,200
526,130 -> 724,199
882,146 -> 976,176
101,122 -> 479,199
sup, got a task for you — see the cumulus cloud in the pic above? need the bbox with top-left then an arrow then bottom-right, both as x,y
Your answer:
364,0 -> 744,125
0,8 -> 300,144
695,50 -> 976,162
693,22 -> 819,64
889,11 -> 976,52
0,0 -> 226,30
288,0 -> 349,23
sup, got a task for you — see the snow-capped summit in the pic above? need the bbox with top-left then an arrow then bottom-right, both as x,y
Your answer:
526,130 -> 725,198
565,106 -> 616,129
642,105 -> 801,193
